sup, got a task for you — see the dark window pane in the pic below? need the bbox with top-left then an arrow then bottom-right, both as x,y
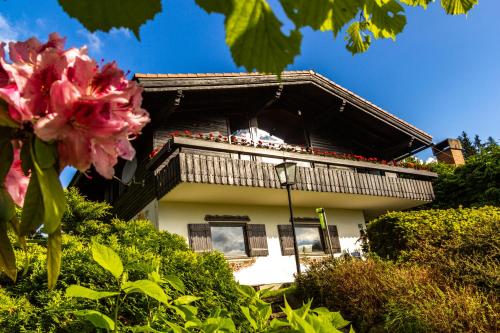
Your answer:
211,226 -> 247,257
295,226 -> 324,253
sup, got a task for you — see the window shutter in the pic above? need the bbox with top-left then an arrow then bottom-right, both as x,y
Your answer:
325,225 -> 341,253
246,224 -> 268,257
277,225 -> 295,256
188,224 -> 212,252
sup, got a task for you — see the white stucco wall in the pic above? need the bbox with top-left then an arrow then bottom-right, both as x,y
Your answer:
156,202 -> 365,286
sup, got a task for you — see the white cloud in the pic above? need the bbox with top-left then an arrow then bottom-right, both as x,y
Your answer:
0,14 -> 23,43
109,28 -> 132,39
78,30 -> 103,54
426,156 -> 437,164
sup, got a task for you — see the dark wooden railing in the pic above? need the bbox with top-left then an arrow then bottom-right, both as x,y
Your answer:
157,151 -> 435,201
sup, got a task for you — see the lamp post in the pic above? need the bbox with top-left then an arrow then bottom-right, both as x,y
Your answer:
274,161 -> 301,275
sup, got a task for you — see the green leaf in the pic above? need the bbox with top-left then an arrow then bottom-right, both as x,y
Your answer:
164,321 -> 191,333
0,218 -> 17,281
441,0 -> 478,15
129,325 -> 167,333
58,0 -> 162,39
198,0 -> 302,73
291,311 -> 316,333
280,0 -> 331,29
174,295 -> 201,305
195,0 -> 232,14
269,318 -> 290,329
330,311 -> 351,329
321,0 -> 363,37
148,271 -> 165,284
34,138 -> 57,169
0,101 -> 19,128
237,284 -> 256,298
20,139 -> 66,236
91,240 -> 124,279
0,139 -> 13,181
345,21 -> 371,54
399,0 -> 433,9
122,279 -> 170,304
19,172 -> 44,235
365,0 -> 407,40
66,285 -> 120,300
47,227 -> 61,289
312,308 -> 351,329
240,306 -> 258,330
20,143 -> 32,176
74,310 -> 115,331
164,274 -> 185,293
201,317 -> 236,332
0,188 -> 15,225
169,304 -> 199,321
256,301 -> 273,323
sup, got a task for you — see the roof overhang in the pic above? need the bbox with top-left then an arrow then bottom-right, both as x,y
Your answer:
134,71 -> 433,160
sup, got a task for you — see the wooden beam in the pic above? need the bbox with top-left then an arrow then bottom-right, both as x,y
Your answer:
251,84 -> 284,116
156,89 -> 184,125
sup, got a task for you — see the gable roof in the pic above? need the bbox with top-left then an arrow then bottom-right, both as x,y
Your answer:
135,70 -> 432,145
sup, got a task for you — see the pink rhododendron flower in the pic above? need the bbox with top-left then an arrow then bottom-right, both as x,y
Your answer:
4,147 -> 30,207
0,33 -> 149,181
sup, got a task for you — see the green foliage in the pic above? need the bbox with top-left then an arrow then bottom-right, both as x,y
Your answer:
1,190 -> 355,332
296,258 -> 498,333
430,145 -> 500,208
0,136 -> 17,282
63,187 -> 112,234
54,0 -> 478,74
197,0 -> 303,74
237,284 -> 353,333
57,0 -> 162,39
64,242 -> 353,332
0,136 -> 69,289
0,190 -> 243,332
367,206 -> 500,292
384,284 -> 498,333
457,131 -> 476,158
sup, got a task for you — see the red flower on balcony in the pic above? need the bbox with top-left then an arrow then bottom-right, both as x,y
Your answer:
149,147 -> 160,159
160,131 -> 431,171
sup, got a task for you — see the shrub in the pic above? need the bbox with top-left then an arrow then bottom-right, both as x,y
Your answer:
367,206 -> 500,292
429,145 -> 500,208
62,187 -> 113,234
296,258 -> 498,333
384,284 -> 498,333
0,190 -> 243,332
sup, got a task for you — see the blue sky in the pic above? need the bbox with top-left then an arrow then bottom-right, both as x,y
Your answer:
0,0 -> 498,186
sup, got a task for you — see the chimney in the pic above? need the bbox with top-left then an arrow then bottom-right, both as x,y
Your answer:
432,138 -> 465,166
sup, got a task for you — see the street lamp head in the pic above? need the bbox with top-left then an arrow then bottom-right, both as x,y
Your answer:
275,162 -> 297,186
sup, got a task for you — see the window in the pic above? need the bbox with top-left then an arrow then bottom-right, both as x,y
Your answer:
188,221 -> 269,257
231,128 -> 285,144
211,225 -> 247,257
278,223 -> 341,256
295,226 -> 325,254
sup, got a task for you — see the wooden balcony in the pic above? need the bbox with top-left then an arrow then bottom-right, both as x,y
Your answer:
155,137 -> 436,202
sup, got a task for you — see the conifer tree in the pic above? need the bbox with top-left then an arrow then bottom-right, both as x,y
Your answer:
458,131 -> 476,159
486,136 -> 498,148
473,134 -> 483,153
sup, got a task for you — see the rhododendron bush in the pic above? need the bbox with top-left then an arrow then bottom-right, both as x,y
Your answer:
0,33 -> 149,288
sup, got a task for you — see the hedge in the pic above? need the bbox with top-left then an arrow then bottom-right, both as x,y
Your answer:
367,206 -> 500,293
296,258 -> 498,333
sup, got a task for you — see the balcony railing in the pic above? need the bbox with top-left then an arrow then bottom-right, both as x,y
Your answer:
155,137 -> 436,201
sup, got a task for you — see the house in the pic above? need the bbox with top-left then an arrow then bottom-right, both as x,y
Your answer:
71,71 -> 437,286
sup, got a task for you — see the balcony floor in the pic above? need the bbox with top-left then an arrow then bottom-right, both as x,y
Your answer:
160,182 -> 428,219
